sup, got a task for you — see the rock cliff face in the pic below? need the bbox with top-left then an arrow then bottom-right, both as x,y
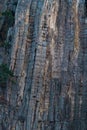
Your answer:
0,0 -> 87,130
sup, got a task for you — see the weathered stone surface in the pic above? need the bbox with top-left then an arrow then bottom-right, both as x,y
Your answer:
0,0 -> 87,130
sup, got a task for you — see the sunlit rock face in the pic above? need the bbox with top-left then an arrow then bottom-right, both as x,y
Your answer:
0,0 -> 87,130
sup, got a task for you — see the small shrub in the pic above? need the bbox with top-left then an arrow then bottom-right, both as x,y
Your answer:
2,10 -> 13,19
0,64 -> 14,86
0,41 -> 11,53
1,41 -> 11,48
2,10 -> 14,25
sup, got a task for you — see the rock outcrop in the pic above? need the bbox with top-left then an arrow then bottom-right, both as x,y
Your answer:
0,0 -> 87,130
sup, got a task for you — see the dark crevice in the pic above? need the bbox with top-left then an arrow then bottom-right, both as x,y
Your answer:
85,0 -> 87,17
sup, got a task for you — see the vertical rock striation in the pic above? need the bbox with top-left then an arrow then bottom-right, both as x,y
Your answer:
0,0 -> 87,130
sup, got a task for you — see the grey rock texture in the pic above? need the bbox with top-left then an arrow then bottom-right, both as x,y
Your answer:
0,0 -> 87,130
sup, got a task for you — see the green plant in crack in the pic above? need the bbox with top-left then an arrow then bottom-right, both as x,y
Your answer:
1,41 -> 11,48
0,41 -> 11,53
2,10 -> 14,25
0,64 -> 14,86
2,10 -> 13,18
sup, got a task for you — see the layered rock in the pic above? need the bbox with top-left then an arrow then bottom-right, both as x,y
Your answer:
0,0 -> 87,130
